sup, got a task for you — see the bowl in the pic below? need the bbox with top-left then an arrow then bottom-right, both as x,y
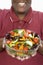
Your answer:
4,29 -> 41,61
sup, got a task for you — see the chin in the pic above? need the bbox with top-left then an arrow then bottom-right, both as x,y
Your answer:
16,9 -> 29,14
17,11 -> 26,14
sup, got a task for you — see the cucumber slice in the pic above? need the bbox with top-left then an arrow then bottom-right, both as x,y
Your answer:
25,40 -> 33,47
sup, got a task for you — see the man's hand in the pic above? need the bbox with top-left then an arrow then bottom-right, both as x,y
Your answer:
38,40 -> 43,55
0,38 -> 5,52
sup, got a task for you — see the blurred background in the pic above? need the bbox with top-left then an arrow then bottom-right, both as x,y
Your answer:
0,0 -> 43,12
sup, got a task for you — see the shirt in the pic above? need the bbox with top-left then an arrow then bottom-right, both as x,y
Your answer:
0,7 -> 43,40
0,7 -> 43,65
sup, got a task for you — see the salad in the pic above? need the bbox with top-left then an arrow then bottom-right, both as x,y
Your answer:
5,29 -> 40,60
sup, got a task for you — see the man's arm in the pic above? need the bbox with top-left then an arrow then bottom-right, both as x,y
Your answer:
0,10 -> 5,52
38,12 -> 43,55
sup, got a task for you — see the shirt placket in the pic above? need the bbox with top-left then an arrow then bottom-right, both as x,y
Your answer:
17,20 -> 25,29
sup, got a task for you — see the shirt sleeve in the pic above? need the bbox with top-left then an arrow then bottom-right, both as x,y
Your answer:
0,10 -> 6,38
0,9 -> 9,38
41,18 -> 43,40
0,10 -> 3,37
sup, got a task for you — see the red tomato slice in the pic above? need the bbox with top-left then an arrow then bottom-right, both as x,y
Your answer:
23,46 -> 28,51
7,40 -> 11,44
10,31 -> 15,36
23,46 -> 29,53
33,37 -> 39,43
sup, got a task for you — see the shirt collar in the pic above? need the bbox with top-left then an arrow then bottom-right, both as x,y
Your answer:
10,6 -> 32,23
23,7 -> 32,23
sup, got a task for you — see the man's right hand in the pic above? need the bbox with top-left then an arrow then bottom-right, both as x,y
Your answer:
0,38 -> 5,52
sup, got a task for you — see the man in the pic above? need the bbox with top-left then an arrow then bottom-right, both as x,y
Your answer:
0,0 -> 43,54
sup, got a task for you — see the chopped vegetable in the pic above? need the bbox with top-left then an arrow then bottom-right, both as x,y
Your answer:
33,37 -> 39,43
6,29 -> 40,57
26,40 -> 33,47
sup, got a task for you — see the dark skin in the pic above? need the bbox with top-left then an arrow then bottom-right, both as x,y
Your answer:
0,0 -> 43,54
12,0 -> 31,20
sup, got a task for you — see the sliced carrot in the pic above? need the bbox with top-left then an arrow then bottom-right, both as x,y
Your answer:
20,36 -> 25,40
19,44 -> 24,50
14,46 -> 18,50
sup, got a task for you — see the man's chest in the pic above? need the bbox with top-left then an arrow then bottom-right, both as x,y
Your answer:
2,16 -> 41,37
